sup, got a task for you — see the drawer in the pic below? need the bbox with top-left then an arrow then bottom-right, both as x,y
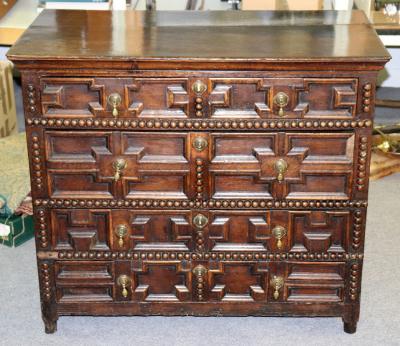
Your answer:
209,132 -> 355,200
198,209 -> 354,253
54,260 -> 345,304
48,208 -> 360,254
42,130 -> 357,201
37,76 -> 359,120
205,261 -> 345,303
44,131 -> 194,200
50,209 -> 195,252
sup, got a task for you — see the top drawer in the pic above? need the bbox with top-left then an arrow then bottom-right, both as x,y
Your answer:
34,76 -> 364,121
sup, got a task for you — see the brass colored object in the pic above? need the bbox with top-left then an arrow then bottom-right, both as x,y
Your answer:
374,126 -> 400,155
117,274 -> 131,298
193,264 -> 207,277
193,214 -> 208,228
192,80 -> 207,95
193,137 -> 208,152
273,92 -> 289,117
115,224 -> 128,247
272,225 -> 287,250
113,158 -> 127,182
107,93 -> 122,117
270,275 -> 284,300
274,159 -> 288,183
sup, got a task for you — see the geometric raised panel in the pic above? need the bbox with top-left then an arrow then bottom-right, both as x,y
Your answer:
209,262 -> 269,302
129,212 -> 192,251
285,262 -> 345,302
55,261 -> 114,303
51,209 -> 110,251
126,79 -> 189,117
132,261 -> 191,302
289,211 -> 350,253
209,78 -> 271,118
209,212 -> 270,251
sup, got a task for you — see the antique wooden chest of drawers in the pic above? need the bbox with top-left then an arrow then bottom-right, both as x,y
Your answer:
7,9 -> 390,334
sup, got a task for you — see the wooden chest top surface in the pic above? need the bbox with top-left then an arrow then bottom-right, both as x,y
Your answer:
7,10 -> 389,66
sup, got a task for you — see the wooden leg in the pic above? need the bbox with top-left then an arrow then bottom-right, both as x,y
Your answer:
43,316 -> 58,334
343,320 -> 357,334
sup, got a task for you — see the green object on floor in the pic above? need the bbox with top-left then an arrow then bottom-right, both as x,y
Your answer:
0,214 -> 34,247
0,132 -> 30,217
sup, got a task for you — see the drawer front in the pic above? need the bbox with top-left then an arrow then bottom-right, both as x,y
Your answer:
54,260 -> 345,304
50,209 -> 195,252
209,132 -> 355,200
200,209 -> 352,253
205,261 -> 345,303
48,208 -> 356,254
40,77 -> 191,119
44,131 -> 193,200
37,76 -> 359,120
208,77 -> 358,119
42,130 -> 356,201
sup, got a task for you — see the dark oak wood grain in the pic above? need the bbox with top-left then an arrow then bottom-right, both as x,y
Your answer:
7,9 -> 389,335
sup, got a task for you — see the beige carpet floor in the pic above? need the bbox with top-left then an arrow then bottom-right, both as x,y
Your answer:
0,174 -> 399,346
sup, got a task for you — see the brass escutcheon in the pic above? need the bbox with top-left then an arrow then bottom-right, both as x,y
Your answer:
274,159 -> 288,183
115,224 -> 128,247
272,225 -> 287,250
273,92 -> 289,117
193,214 -> 208,229
192,80 -> 207,95
193,137 -> 208,152
193,265 -> 207,277
113,158 -> 127,182
117,274 -> 132,298
107,93 -> 122,117
270,275 -> 284,300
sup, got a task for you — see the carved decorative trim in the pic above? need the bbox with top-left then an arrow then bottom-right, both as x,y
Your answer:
362,83 -> 372,113
39,262 -> 52,302
33,198 -> 368,209
349,262 -> 360,301
36,208 -> 48,248
194,96 -> 204,117
352,210 -> 363,250
195,158 -> 204,200
55,250 -> 363,262
26,84 -> 37,114
31,133 -> 44,191
356,136 -> 368,191
25,117 -> 373,130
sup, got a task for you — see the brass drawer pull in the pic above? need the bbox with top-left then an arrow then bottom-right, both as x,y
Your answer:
193,264 -> 207,277
113,158 -> 127,182
193,214 -> 208,228
193,137 -> 208,152
192,80 -> 207,95
273,92 -> 289,117
117,274 -> 131,298
272,225 -> 287,250
270,275 -> 284,300
274,159 -> 288,183
108,93 -> 122,117
115,224 -> 128,247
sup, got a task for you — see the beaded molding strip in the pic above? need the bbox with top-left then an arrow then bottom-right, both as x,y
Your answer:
53,250 -> 364,261
33,198 -> 368,209
26,117 -> 373,130
349,262 -> 361,301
